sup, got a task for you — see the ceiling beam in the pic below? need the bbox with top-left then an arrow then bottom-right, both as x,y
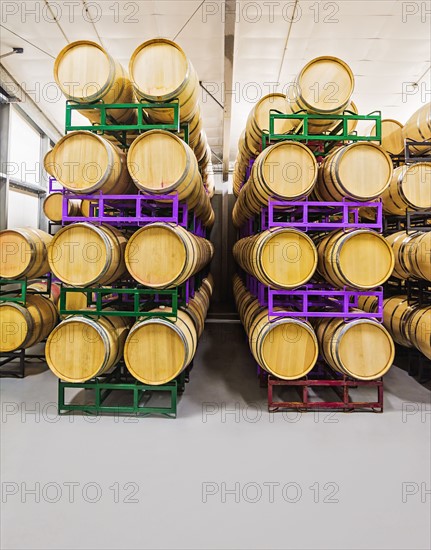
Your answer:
222,0 -> 236,182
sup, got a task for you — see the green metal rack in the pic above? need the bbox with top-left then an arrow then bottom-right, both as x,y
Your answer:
262,110 -> 382,151
0,275 -> 52,304
58,284 -> 181,319
65,100 -> 190,147
58,363 -> 190,418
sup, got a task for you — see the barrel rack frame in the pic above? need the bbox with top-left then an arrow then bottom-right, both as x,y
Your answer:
0,276 -> 53,377
235,110 -> 394,412
58,362 -> 193,418
45,99 -> 211,418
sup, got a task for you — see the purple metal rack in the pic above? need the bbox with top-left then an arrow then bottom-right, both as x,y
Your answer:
263,199 -> 383,231
245,274 -> 383,321
62,192 -> 185,226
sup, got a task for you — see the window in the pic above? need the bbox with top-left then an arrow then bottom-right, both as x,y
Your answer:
9,107 -> 42,186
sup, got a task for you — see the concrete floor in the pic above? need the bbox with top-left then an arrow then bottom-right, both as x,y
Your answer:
1,323 -> 430,550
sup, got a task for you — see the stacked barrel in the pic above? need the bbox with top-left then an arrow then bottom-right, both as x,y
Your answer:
41,39 -> 214,387
0,228 -> 59,353
362,102 -> 430,363
233,56 -> 397,383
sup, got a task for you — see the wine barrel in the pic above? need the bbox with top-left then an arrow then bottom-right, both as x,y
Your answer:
43,193 -> 81,223
193,131 -> 208,165
129,38 -> 199,124
233,228 -> 318,289
366,119 -> 404,155
402,103 -> 431,154
383,295 -> 415,348
233,275 -> 318,379
51,131 -> 133,195
127,130 -> 205,211
46,315 -> 130,382
0,227 -> 52,279
357,295 -> 379,313
232,141 -> 318,227
404,231 -> 431,281
0,294 -> 58,352
54,40 -> 136,124
28,281 -> 61,306
59,286 -> 89,313
48,223 -> 127,287
316,143 -> 393,201
408,306 -> 431,360
317,229 -> 395,290
43,150 -> 56,177
287,56 -> 355,133
314,316 -> 394,380
124,308 -> 197,385
336,101 -> 358,134
386,231 -> 431,281
245,93 -> 296,156
381,163 -> 431,215
125,223 -> 213,289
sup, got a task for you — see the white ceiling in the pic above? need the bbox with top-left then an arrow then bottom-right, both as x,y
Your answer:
1,0 -> 430,164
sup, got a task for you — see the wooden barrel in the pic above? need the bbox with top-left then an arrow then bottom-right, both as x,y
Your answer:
43,150 -> 56,177
357,295 -> 379,313
59,286 -> 89,313
385,231 -> 413,280
233,275 -> 318,379
129,38 -> 199,124
233,228 -> 318,289
402,103 -> 431,154
232,141 -> 318,227
188,107 -> 203,148
0,227 -> 52,279
193,131 -> 208,164
203,162 -> 215,199
245,93 -> 296,156
366,119 -> 404,155
48,223 -> 127,287
80,200 -> 98,217
317,229 -> 395,290
404,231 -> 431,281
127,130 -> 204,210
28,281 -> 61,306
54,40 -> 136,124
51,131 -> 133,195
381,163 -> 431,215
125,223 -> 213,289
383,295 -> 415,348
288,56 -> 355,133
316,143 -> 393,201
314,317 -> 394,380
46,315 -> 129,382
408,306 -> 431,360
386,231 -> 431,281
0,294 -> 58,352
43,193 -> 81,223
124,308 -> 197,384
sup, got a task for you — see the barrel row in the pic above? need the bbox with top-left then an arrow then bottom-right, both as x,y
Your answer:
358,294 -> 431,361
233,228 -> 395,290
0,286 -> 59,352
233,57 -> 357,192
233,275 -> 394,381
53,38 -> 210,163
0,223 -> 213,289
45,276 -> 214,384
234,143 -> 430,228
385,231 -> 431,282
44,130 -> 215,227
